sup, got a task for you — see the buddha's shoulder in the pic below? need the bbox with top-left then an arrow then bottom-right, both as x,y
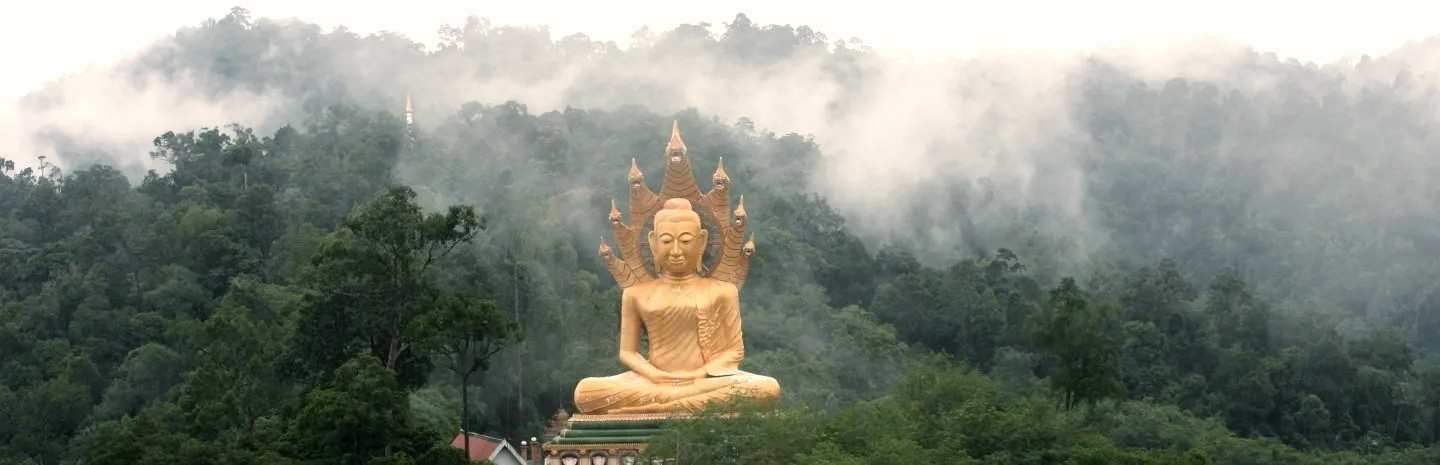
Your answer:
622,279 -> 663,299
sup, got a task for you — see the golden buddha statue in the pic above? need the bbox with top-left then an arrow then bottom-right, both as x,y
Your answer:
575,122 -> 780,415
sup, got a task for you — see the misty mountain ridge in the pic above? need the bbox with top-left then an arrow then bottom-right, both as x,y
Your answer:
8,8 -> 1440,464
18,8 -> 1440,334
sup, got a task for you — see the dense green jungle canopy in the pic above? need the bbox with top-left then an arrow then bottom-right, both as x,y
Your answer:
6,7 -> 1440,465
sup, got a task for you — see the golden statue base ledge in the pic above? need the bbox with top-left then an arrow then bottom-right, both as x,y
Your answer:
568,413 -> 684,423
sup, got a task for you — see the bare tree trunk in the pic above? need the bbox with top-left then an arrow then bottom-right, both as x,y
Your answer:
386,338 -> 402,371
463,370 -> 471,460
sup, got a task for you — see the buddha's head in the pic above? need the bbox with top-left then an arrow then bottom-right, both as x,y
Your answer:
649,198 -> 708,278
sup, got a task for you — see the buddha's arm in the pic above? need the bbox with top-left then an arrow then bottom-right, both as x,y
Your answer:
702,284 -> 744,377
616,289 -> 677,383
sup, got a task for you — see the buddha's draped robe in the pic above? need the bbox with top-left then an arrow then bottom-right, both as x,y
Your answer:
574,279 -> 779,414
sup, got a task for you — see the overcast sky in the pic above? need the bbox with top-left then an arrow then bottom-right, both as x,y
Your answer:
4,0 -> 1440,102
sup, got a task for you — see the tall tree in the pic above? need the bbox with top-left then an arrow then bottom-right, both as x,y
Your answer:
1036,277 -> 1124,408
1207,270 -> 1270,352
415,295 -> 514,460
290,186 -> 481,388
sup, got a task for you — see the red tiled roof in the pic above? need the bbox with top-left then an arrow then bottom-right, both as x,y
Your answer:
449,432 -> 502,462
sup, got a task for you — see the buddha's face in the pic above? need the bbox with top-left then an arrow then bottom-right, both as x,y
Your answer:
650,208 -> 708,278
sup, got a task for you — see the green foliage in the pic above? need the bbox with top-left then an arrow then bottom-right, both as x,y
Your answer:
290,186 -> 481,388
0,90 -> 504,462
646,363 -> 1439,465
869,251 -> 1038,370
95,342 -> 186,420
78,403 -> 227,465
182,279 -> 295,435
286,354 -> 419,464
415,295 -> 515,459
1037,278 -> 1125,408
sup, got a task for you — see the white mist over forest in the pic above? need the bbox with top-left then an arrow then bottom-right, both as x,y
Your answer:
15,9 -> 1440,317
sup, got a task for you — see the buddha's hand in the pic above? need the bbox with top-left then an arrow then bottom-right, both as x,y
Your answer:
642,371 -> 691,385
645,368 -> 707,385
670,368 -> 712,380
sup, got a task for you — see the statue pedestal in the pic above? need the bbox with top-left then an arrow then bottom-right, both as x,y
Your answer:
541,414 -> 676,465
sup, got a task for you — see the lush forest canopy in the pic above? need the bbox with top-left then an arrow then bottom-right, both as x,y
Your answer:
6,6 -> 1440,464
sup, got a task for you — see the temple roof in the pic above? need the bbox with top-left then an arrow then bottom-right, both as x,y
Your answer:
449,432 -> 512,462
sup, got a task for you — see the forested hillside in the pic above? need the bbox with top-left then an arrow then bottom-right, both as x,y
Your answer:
6,7 -> 1440,465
